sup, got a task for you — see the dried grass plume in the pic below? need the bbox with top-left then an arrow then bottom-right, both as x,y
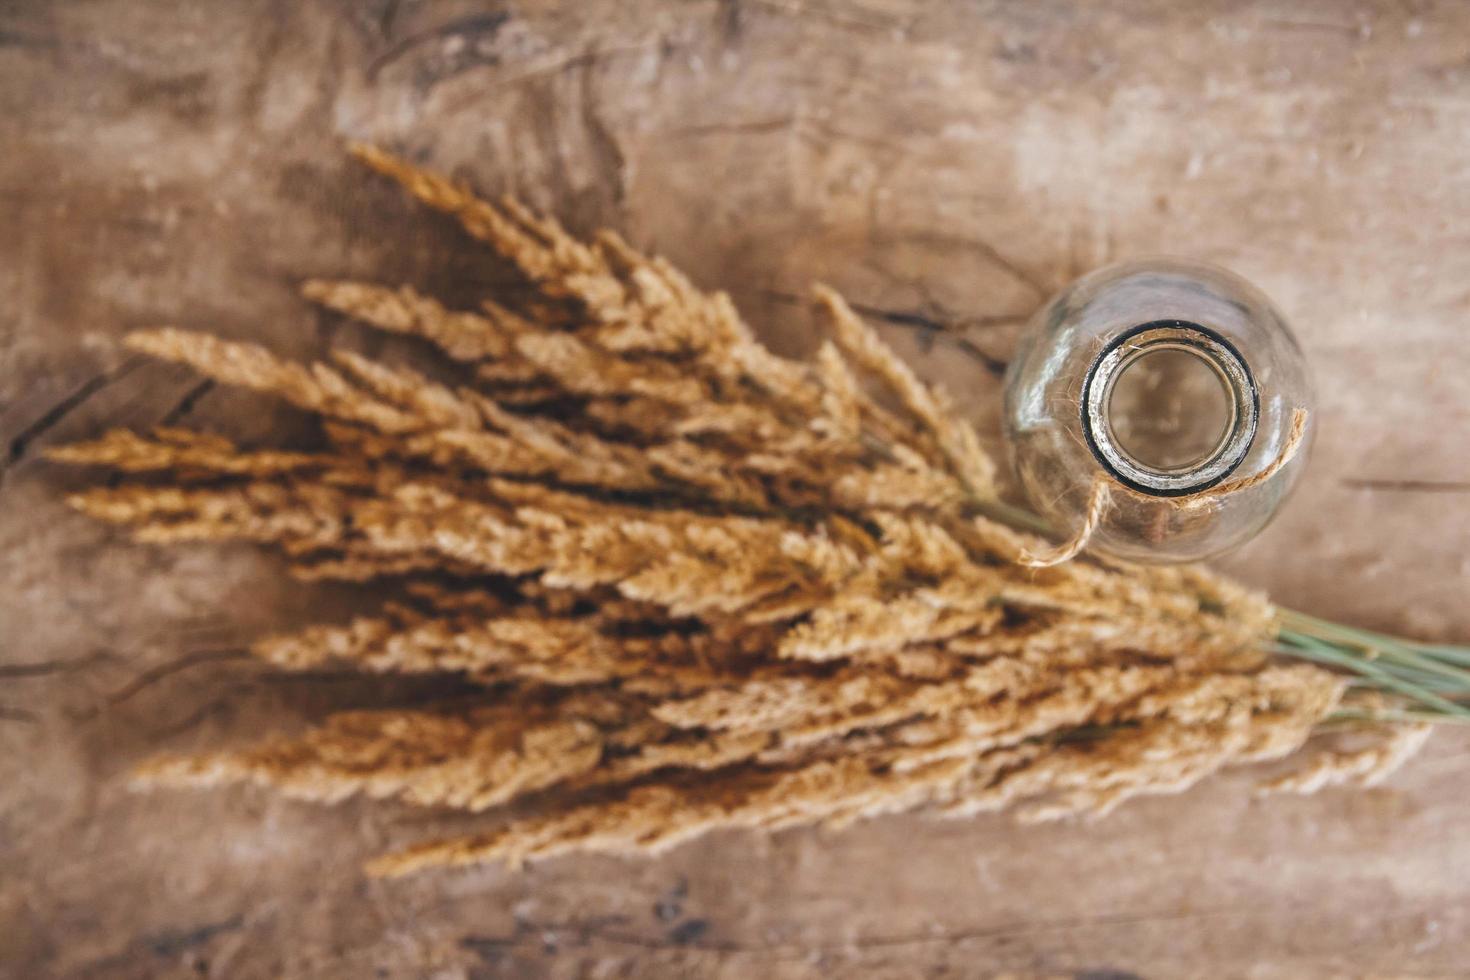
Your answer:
54,145 -> 1424,876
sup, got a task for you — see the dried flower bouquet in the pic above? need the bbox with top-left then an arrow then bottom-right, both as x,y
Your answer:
52,147 -> 1467,875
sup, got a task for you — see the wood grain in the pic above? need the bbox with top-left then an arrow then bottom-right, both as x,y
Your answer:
3,1 -> 1469,976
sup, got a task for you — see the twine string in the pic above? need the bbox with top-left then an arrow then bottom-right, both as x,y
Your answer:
1018,407 -> 1310,568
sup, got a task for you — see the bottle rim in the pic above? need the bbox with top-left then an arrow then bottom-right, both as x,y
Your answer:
1081,320 -> 1260,497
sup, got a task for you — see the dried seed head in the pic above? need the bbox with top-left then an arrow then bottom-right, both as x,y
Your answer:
54,147 -> 1391,876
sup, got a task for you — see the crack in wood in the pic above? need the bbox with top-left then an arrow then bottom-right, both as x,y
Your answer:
146,687 -> 250,738
99,647 -> 252,710
665,116 -> 797,139
366,12 -> 510,82
376,0 -> 401,40
0,27 -> 63,50
718,0 -> 744,43
1343,478 -> 1470,494
579,48 -> 628,209
142,914 -> 245,957
760,289 -> 1013,375
435,41 -> 675,114
461,903 -> 1250,960
157,378 -> 216,427
0,650 -> 116,680
3,357 -> 144,477
852,305 -> 1011,375
874,227 -> 1050,299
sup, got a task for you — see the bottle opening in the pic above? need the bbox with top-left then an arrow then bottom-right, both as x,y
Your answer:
1107,344 -> 1234,473
1083,321 -> 1258,496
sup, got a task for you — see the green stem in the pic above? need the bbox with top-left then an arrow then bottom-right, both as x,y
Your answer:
1280,627 -> 1470,692
1324,707 -> 1470,728
967,495 -> 1057,537
1275,637 -> 1470,720
1282,610 -> 1470,668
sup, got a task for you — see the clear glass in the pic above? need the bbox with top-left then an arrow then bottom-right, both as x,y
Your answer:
1003,258 -> 1315,563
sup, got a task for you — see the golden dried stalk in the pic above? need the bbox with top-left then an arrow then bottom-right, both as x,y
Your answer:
55,147 -> 1425,876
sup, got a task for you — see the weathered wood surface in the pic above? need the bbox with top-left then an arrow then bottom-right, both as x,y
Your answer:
4,1 -> 1469,976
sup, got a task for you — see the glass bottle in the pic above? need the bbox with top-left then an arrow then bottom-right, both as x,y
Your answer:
1002,258 -> 1314,563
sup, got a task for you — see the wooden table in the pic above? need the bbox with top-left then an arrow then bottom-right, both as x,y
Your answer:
3,2 -> 1468,976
